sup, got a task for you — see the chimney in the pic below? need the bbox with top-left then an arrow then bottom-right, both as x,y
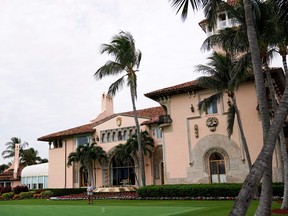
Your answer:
13,143 -> 20,179
101,93 -> 114,115
91,93 -> 114,122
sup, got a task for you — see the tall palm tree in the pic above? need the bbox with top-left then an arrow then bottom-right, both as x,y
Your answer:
67,142 -> 107,187
196,52 -> 252,169
2,137 -> 28,159
94,31 -> 145,186
202,1 -> 288,212
20,148 -> 42,166
169,1 -> 288,215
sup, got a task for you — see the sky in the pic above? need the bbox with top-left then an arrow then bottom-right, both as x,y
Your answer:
0,0 -> 282,165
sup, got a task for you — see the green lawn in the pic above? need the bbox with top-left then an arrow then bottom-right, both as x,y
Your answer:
0,199 -> 285,216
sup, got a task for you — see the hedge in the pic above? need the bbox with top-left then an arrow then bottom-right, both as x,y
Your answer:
48,188 -> 86,197
137,183 -> 284,198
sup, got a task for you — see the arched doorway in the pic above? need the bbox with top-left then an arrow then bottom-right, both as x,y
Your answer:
209,152 -> 226,183
111,156 -> 136,186
80,167 -> 88,187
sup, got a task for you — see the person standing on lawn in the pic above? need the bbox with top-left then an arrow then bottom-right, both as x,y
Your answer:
87,182 -> 94,204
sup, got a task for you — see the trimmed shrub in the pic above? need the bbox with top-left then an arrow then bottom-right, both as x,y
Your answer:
40,190 -> 54,199
19,191 -> 35,199
0,186 -> 12,195
2,192 -> 14,200
13,185 -> 29,194
138,183 -> 285,198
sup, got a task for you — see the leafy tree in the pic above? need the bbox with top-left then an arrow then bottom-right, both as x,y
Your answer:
67,142 -> 107,187
196,51 -> 252,169
2,137 -> 28,159
94,31 -> 146,186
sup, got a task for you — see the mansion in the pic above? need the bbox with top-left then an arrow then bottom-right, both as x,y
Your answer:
38,67 -> 286,188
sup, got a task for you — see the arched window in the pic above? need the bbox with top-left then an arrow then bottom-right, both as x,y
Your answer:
111,156 -> 135,186
123,130 -> 129,140
129,129 -> 133,137
101,133 -> 107,143
209,152 -> 226,183
107,132 -> 112,142
112,132 -> 117,141
118,131 -> 123,141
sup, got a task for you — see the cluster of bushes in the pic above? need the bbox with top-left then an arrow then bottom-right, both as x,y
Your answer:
137,183 -> 284,199
0,185 -> 54,200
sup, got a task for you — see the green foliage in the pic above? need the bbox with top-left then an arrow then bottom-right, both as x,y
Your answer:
40,190 -> 54,198
2,192 -> 14,200
19,191 -> 35,199
137,183 -> 284,198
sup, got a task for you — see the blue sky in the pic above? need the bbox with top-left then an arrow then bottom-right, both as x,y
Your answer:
0,0 -> 282,164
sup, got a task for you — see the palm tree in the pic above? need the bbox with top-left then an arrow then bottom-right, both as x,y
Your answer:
2,137 -> 28,159
196,52 -> 252,169
111,131 -> 155,186
20,148 -> 42,166
125,131 -> 155,158
94,31 -> 145,186
0,164 -> 9,173
67,142 -> 107,187
169,1 -> 288,215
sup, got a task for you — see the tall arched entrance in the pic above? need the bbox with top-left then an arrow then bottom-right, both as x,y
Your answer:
209,152 -> 226,183
110,156 -> 136,186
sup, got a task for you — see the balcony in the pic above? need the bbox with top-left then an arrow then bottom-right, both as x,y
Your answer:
158,115 -> 172,127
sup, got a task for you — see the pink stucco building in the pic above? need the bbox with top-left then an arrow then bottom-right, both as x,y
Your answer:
38,68 -> 286,188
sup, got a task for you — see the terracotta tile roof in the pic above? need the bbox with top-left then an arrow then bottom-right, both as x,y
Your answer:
145,67 -> 285,101
0,166 -> 23,181
144,80 -> 204,101
38,106 -> 164,142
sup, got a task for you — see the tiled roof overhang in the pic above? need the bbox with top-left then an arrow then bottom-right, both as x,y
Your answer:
38,107 -> 164,142
144,67 -> 285,101
144,80 -> 205,101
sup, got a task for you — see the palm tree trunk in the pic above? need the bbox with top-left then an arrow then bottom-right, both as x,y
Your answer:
130,85 -> 145,187
229,1 -> 288,214
279,130 -> 288,209
232,96 -> 252,170
255,155 -> 273,216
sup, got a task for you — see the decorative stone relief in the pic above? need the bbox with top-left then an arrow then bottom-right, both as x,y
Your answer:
194,124 -> 199,138
206,117 -> 219,132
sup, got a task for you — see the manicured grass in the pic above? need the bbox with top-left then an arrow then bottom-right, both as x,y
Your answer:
0,199 -> 285,216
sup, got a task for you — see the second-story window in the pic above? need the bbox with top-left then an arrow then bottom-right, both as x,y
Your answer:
152,127 -> 162,139
112,132 -> 117,141
123,130 -> 129,140
101,133 -> 107,143
118,131 -> 123,140
206,101 -> 218,114
107,132 -> 112,142
76,136 -> 89,147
